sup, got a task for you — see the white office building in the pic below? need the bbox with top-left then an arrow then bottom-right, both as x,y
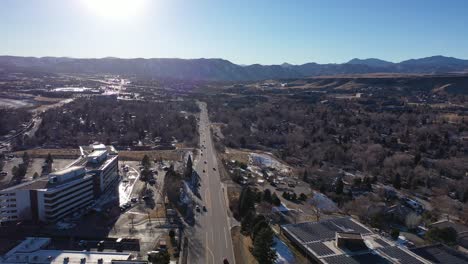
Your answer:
0,144 -> 119,224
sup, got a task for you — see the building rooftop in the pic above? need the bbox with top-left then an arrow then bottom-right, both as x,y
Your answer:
430,220 -> 468,234
49,166 -> 84,177
6,179 -> 50,191
411,244 -> 468,264
281,217 -> 431,264
1,145 -> 118,194
2,167 -> 92,192
2,237 -> 132,264
282,217 -> 372,244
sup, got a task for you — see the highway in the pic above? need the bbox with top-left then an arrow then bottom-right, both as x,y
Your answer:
186,102 -> 235,264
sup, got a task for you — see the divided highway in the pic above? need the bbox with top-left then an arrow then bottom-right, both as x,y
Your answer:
186,102 -> 235,264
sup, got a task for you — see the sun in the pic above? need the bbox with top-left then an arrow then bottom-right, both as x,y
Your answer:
82,0 -> 148,20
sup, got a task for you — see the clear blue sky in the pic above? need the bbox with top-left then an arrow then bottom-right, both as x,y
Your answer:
1,0 -> 468,65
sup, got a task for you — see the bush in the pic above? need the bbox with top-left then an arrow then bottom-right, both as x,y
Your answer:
299,193 -> 307,201
391,228 -> 400,240
271,193 -> 281,206
169,229 -> 176,238
426,227 -> 458,245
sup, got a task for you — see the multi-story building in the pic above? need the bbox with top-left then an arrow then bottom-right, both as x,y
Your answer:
0,237 -> 146,264
0,144 -> 119,224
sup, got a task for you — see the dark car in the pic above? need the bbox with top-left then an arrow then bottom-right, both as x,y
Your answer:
213,167 -> 216,171
203,206 -> 207,212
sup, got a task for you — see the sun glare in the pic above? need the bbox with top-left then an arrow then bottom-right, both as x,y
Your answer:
82,0 -> 148,20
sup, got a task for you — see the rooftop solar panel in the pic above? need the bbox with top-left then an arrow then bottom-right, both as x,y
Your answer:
411,244 -> 468,264
379,246 -> 425,264
374,238 -> 390,247
283,217 -> 371,244
329,217 -> 372,234
306,242 -> 335,257
322,254 -> 360,264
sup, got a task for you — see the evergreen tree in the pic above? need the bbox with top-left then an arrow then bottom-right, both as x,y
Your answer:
263,189 -> 272,204
252,226 -> 277,264
252,219 -> 269,240
241,210 -> 255,233
22,152 -> 30,165
238,187 -> 256,218
141,154 -> 151,169
302,169 -> 309,182
46,153 -> 53,164
414,152 -> 421,165
185,155 -> 193,179
271,193 -> 281,206
393,173 -> 401,189
335,178 -> 344,194
299,193 -> 307,201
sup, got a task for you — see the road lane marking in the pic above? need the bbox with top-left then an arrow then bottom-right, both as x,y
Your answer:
206,231 -> 215,264
205,233 -> 209,264
224,227 -> 228,248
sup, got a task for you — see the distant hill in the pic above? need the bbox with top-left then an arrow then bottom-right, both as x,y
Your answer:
1,55 -> 468,81
346,58 -> 394,68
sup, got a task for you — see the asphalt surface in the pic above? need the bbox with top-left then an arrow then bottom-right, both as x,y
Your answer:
186,102 -> 235,264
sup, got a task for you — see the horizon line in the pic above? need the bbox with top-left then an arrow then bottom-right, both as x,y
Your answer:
1,54 -> 467,66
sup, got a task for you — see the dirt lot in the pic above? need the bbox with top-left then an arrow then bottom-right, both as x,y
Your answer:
13,149 -> 80,159
222,148 -> 250,164
13,148 -> 188,161
118,149 -> 187,161
231,226 -> 257,264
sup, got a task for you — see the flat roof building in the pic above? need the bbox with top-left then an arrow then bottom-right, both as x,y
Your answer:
0,237 -> 145,264
281,217 -> 431,264
0,144 -> 119,224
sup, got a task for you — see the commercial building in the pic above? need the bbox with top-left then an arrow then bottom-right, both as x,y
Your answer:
0,144 -> 119,224
281,217 -> 431,264
0,237 -> 146,264
411,244 -> 468,264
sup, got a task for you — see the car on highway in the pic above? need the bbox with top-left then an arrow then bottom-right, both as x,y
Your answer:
223,258 -> 230,264
203,169 -> 206,173
204,161 -> 207,164
203,205 -> 207,212
213,167 -> 216,171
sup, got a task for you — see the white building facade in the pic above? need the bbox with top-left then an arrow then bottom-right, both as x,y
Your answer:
0,144 -> 119,224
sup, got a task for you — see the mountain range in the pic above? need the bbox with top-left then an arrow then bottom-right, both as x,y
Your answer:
1,55 -> 468,81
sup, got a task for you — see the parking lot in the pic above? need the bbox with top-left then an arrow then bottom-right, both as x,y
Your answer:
108,160 -> 177,256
